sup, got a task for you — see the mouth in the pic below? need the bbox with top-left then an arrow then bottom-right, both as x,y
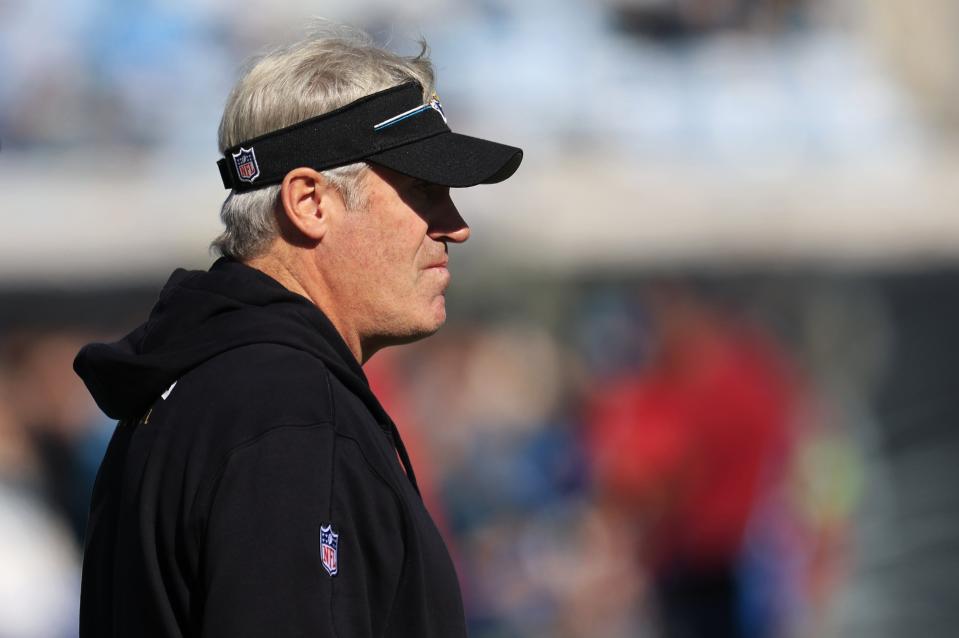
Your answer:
426,258 -> 449,270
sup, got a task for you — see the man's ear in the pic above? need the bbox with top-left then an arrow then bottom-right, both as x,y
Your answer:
279,167 -> 344,241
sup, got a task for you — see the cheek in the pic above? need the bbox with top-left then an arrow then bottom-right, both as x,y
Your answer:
342,228 -> 420,300
339,205 -> 429,289
379,227 -> 428,278
339,221 -> 397,270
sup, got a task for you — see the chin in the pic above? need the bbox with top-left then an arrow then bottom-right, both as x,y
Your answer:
414,293 -> 447,329
371,299 -> 447,351
430,299 -> 447,327
412,310 -> 446,340
414,304 -> 448,338
381,308 -> 447,349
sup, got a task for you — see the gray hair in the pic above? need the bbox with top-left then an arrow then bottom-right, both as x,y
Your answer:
211,25 -> 436,261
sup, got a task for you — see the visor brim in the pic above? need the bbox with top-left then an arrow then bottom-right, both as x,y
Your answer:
367,132 -> 523,187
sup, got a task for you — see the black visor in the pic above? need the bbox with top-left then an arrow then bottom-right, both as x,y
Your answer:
217,82 -> 523,192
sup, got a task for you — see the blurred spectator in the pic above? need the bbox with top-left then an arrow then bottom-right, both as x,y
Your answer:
586,284 -> 798,638
0,341 -> 80,638
384,322 -> 642,637
0,330 -> 111,545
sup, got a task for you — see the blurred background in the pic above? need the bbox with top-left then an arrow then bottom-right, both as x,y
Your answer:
2,0 -> 958,636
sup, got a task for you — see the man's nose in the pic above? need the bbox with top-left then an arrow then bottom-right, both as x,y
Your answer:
428,198 -> 470,244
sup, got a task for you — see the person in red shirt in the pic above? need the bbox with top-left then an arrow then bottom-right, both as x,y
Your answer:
587,285 -> 797,638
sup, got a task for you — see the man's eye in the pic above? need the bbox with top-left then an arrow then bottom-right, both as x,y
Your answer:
406,179 -> 448,203
409,181 -> 438,201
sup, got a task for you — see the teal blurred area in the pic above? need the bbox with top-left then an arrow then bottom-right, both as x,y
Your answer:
2,1 -> 958,637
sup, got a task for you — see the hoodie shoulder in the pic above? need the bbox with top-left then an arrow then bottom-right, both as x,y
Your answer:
165,343 -> 335,431
74,260 -> 370,422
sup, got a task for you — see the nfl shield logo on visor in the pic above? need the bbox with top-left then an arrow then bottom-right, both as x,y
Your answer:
232,147 -> 260,183
320,524 -> 339,577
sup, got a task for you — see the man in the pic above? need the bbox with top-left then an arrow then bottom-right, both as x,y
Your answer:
74,28 -> 522,637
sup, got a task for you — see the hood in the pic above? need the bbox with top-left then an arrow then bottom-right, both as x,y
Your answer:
74,258 -> 388,424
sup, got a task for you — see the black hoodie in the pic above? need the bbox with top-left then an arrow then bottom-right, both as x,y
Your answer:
74,258 -> 467,638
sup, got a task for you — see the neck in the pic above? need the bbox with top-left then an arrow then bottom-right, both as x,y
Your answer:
244,249 -> 366,364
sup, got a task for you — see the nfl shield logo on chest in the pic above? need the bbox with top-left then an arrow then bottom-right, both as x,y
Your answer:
320,524 -> 339,576
232,147 -> 260,183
